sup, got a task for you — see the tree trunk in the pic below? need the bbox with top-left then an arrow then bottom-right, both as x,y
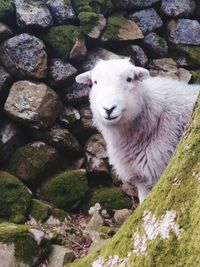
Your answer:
66,96 -> 200,267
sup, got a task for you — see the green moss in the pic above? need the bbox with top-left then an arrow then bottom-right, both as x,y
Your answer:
51,208 -> 71,221
0,171 -> 31,223
0,0 -> 14,20
30,199 -> 51,222
9,142 -> 60,185
78,12 -> 99,34
72,0 -> 112,14
40,170 -> 88,211
83,187 -> 132,214
65,97 -> 200,267
42,25 -> 81,60
101,16 -> 128,41
157,35 -> 167,48
191,70 -> 200,84
0,223 -> 50,266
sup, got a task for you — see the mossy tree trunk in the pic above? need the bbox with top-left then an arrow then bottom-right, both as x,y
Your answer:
66,95 -> 200,267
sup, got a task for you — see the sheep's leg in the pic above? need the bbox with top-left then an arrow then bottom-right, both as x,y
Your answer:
135,183 -> 150,203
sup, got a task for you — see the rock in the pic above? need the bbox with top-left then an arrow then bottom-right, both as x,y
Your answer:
0,33 -> 47,79
113,0 -> 160,8
177,68 -> 192,83
129,8 -> 163,35
144,32 -> 168,57
84,134 -> 110,186
0,65 -> 12,107
161,0 -> 196,17
63,82 -> 91,104
50,208 -> 71,221
9,142 -> 60,185
14,0 -> 53,28
118,45 -> 148,67
69,39 -> 87,62
0,223 -> 50,267
48,245 -> 75,266
101,15 -> 143,41
0,121 -> 25,166
167,19 -> 200,45
85,211 -> 104,232
31,124 -> 82,157
88,235 -> 107,254
0,22 -> 12,41
59,106 -> 81,126
191,70 -> 200,84
72,0 -> 113,15
121,182 -> 138,201
49,59 -> 77,87
42,25 -> 83,60
79,12 -> 106,39
40,170 -> 88,211
0,171 -> 31,223
113,209 -> 132,225
4,80 -> 63,129
30,199 -> 51,222
45,0 -> 76,24
0,0 -> 14,23
169,45 -> 200,67
83,187 -> 132,214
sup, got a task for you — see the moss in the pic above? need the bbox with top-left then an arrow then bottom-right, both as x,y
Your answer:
0,223 -> 49,266
65,96 -> 200,267
101,16 -> 128,41
157,35 -> 167,48
78,12 -> 99,34
72,0 -> 112,14
42,25 -> 81,60
0,0 -> 14,21
83,187 -> 132,214
51,208 -> 71,221
40,170 -> 89,211
191,70 -> 200,84
30,199 -> 51,222
9,142 -> 60,185
0,171 -> 31,223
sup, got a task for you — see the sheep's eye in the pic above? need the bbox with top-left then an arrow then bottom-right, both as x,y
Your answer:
126,77 -> 132,82
94,81 -> 97,84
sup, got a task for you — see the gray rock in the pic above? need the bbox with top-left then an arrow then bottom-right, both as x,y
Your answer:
129,8 -> 163,35
59,106 -> 81,126
14,0 -> 53,28
144,32 -> 168,57
45,0 -> 76,24
0,65 -> 12,106
161,0 -> 196,17
113,0 -> 160,8
48,245 -> 75,267
0,23 -> 13,42
167,19 -> 200,45
118,45 -> 148,67
63,82 -> 91,104
31,124 -> 82,156
4,80 -> 63,129
0,33 -> 47,79
69,39 -> 87,62
85,211 -> 104,232
0,121 -> 25,166
114,209 -> 132,225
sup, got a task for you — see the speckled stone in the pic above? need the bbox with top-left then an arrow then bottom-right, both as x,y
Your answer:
161,0 -> 196,17
144,32 -> 168,57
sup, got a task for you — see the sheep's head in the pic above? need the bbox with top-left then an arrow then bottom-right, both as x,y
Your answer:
76,59 -> 149,128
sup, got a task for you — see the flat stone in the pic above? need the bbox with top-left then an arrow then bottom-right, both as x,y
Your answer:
144,32 -> 168,57
4,80 -> 63,129
161,0 -> 196,17
0,33 -> 47,79
129,8 -> 163,35
45,0 -> 76,23
48,245 -> 75,266
113,0 -> 160,8
0,23 -> 13,42
167,19 -> 200,45
14,0 -> 53,28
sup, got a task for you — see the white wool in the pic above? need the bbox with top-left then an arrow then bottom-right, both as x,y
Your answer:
76,59 -> 200,202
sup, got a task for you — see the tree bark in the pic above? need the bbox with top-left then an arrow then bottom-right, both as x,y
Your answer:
66,96 -> 200,267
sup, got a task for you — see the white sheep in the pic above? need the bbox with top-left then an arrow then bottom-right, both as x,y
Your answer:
76,59 -> 199,203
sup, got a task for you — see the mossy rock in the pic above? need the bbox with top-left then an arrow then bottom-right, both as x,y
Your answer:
29,199 -> 51,222
0,171 -> 31,223
9,142 -> 60,186
191,70 -> 200,84
83,187 -> 132,214
0,223 -> 50,267
42,25 -> 81,60
51,208 -> 71,221
78,11 -> 99,35
0,0 -> 14,23
40,169 -> 89,211
72,0 -> 112,15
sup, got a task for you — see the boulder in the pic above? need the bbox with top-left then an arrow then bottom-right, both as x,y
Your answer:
63,82 -> 91,104
40,169 -> 88,211
0,22 -> 13,41
167,19 -> 200,45
4,80 -> 63,129
48,245 -> 75,267
69,38 -> 87,61
0,33 -> 47,79
129,8 -> 163,35
113,209 -> 132,225
161,0 -> 196,17
144,32 -> 168,57
45,0 -> 76,23
14,0 -> 53,28
9,141 -> 60,185
0,171 -> 31,223
29,199 -> 52,222
113,0 -> 159,8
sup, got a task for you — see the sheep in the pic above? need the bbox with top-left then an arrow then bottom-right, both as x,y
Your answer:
76,58 -> 199,203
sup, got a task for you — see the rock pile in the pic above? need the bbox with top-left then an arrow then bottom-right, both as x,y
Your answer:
0,0 -> 200,265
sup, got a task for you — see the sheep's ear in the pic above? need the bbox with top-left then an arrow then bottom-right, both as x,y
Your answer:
134,67 -> 149,81
75,71 -> 92,85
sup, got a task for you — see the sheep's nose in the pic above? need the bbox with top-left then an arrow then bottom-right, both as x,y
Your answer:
103,105 -> 116,116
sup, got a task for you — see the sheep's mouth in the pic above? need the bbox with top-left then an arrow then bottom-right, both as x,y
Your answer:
105,115 -> 119,121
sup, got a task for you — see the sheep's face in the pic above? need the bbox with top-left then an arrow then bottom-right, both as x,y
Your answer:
76,59 -> 149,128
